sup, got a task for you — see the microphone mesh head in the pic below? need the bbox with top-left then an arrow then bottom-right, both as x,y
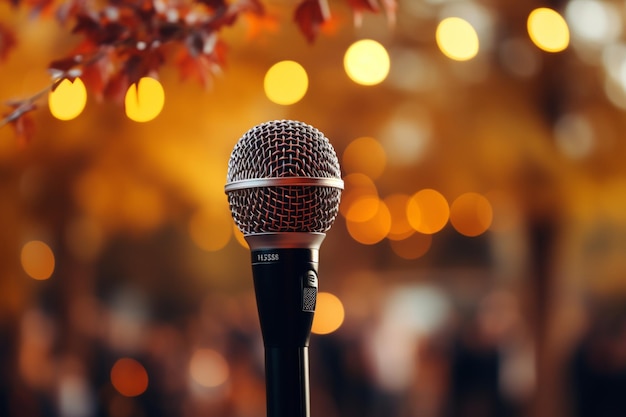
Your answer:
226,120 -> 342,235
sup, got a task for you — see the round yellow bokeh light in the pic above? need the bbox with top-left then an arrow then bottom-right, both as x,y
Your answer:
527,7 -> 570,52
125,77 -> 165,122
436,17 -> 480,61
344,39 -> 390,86
49,78 -> 87,121
264,60 -> 309,105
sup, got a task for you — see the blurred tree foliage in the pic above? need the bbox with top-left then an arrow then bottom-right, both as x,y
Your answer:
0,0 -> 396,141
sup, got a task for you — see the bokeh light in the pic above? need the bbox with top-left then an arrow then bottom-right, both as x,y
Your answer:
110,358 -> 149,397
339,173 -> 379,217
527,8 -> 570,53
65,216 -> 104,263
554,112 -> 595,159
342,136 -> 387,179
499,38 -> 541,78
344,39 -> 390,86
189,348 -> 229,388
407,189 -> 449,234
389,232 -> 433,260
346,195 -> 380,222
384,193 -> 415,241
264,60 -> 308,105
188,205 -> 232,252
48,78 -> 87,121
311,292 -> 345,335
21,240 -> 55,280
346,197 -> 391,245
380,104 -> 433,166
436,17 -> 480,61
449,192 -> 493,237
124,77 -> 165,122
565,0 -> 621,45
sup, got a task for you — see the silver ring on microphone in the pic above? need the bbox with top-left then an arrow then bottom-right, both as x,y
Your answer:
225,177 -> 344,192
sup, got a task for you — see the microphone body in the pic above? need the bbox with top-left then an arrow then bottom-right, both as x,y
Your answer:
250,235 -> 321,417
225,120 -> 343,417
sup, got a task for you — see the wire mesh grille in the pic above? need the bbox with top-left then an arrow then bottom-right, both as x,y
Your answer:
226,120 -> 342,234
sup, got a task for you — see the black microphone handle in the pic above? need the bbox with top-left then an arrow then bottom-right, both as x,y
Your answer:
251,247 -> 319,417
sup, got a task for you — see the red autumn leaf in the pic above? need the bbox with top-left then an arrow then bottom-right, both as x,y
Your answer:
55,0 -> 87,24
294,0 -> 330,43
123,49 -> 165,86
196,0 -> 227,11
103,71 -> 129,104
80,56 -> 112,102
174,38 -> 227,87
219,0 -> 265,27
0,23 -> 17,61
175,48 -> 214,87
49,55 -> 82,72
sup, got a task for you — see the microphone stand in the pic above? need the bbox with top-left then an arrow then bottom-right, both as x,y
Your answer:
246,234 -> 324,417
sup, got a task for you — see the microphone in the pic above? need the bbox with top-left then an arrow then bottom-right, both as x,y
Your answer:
224,120 -> 343,417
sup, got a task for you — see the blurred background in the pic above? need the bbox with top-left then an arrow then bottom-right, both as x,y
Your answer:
2,0 -> 626,416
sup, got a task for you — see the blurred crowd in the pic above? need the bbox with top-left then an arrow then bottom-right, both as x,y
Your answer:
2,230 -> 626,417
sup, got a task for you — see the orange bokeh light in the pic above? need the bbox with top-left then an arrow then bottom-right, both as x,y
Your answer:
312,292 -> 345,335
407,189 -> 450,234
389,232 -> 433,260
450,192 -> 493,237
110,358 -> 149,397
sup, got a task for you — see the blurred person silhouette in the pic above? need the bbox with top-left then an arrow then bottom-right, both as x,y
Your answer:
569,297 -> 626,417
443,290 -> 528,417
